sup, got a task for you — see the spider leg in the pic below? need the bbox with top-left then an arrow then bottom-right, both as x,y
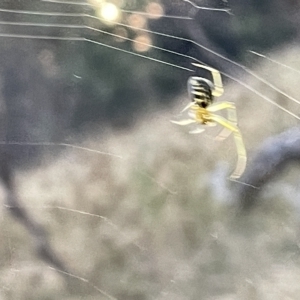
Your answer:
207,113 -> 237,133
206,101 -> 236,112
192,63 -> 224,97
181,101 -> 196,113
231,129 -> 247,179
171,102 -> 198,126
215,127 -> 232,141
171,119 -> 204,134
189,128 -> 205,134
209,112 -> 247,179
207,102 -> 238,141
170,119 -> 197,126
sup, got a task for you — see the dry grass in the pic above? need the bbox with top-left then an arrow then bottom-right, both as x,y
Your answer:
1,44 -> 300,299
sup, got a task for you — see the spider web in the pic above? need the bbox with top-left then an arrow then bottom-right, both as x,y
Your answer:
0,1 -> 300,299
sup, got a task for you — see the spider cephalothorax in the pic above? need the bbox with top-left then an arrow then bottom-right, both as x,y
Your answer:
171,63 -> 247,179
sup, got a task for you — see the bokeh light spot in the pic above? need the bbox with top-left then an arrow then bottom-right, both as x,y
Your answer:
127,14 -> 147,30
113,27 -> 128,42
133,34 -> 152,52
146,2 -> 164,19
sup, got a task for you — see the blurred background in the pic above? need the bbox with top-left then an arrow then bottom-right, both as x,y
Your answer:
0,0 -> 300,299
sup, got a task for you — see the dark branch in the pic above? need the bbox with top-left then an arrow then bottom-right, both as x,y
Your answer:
236,126 -> 300,210
0,151 -> 69,273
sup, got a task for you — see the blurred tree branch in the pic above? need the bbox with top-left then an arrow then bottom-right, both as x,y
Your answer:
236,126 -> 300,210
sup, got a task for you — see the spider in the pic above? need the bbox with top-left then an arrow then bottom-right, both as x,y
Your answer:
171,63 -> 247,179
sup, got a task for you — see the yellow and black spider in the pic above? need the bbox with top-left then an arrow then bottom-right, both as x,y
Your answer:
171,63 -> 247,179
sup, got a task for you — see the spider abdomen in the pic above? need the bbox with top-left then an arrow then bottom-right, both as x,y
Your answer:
188,77 -> 214,108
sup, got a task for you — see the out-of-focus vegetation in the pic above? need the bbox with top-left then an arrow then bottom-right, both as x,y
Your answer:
1,0 -> 299,142
1,0 -> 300,299
0,45 -> 300,299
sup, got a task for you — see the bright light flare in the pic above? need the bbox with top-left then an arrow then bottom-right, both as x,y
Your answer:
96,2 -> 121,25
